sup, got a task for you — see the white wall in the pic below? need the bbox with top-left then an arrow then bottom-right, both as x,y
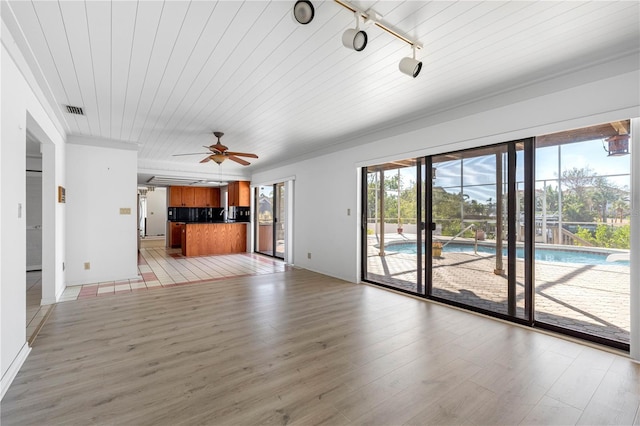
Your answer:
145,187 -> 167,236
1,23 -> 66,397
251,62 -> 640,284
65,141 -> 138,285
38,131 -> 66,305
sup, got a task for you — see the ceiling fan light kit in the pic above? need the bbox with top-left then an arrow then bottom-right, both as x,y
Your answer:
174,131 -> 258,166
294,0 -> 423,77
210,154 -> 227,165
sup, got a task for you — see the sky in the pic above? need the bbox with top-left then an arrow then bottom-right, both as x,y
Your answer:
383,136 -> 632,204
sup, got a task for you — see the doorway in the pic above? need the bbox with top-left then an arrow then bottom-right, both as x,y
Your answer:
138,187 -> 167,248
25,133 -> 45,341
255,183 -> 285,259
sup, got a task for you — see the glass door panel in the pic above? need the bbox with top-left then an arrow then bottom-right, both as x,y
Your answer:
275,183 -> 285,259
431,145 -> 525,318
255,183 -> 286,259
363,160 -> 420,293
256,185 -> 274,256
534,122 -> 631,345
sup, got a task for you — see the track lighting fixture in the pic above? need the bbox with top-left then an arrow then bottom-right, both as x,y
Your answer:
293,0 -> 315,25
399,45 -> 422,78
342,12 -> 367,52
293,0 -> 424,78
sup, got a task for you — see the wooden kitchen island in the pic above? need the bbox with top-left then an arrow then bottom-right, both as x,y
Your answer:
181,222 -> 247,256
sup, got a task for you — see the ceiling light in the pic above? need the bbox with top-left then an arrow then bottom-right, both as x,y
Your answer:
211,154 -> 227,165
604,134 -> 630,156
399,46 -> 422,78
342,12 -> 367,51
293,0 -> 315,25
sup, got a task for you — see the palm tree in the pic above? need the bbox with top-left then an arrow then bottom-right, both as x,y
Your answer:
612,199 -> 628,223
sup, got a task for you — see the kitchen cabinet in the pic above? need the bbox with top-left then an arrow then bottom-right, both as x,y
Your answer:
168,186 -> 183,207
181,187 -> 195,206
169,222 -> 184,248
194,187 -> 220,207
228,181 -> 250,206
182,223 -> 247,256
169,186 -> 219,207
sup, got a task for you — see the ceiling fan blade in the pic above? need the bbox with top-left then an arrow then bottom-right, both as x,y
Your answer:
212,143 -> 228,152
200,156 -> 212,163
224,151 -> 258,158
173,152 -> 210,157
202,145 -> 223,154
227,155 -> 250,166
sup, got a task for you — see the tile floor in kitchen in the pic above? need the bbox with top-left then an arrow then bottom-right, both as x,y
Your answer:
58,247 -> 289,302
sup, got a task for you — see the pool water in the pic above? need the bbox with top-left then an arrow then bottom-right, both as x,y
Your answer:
385,242 -> 630,267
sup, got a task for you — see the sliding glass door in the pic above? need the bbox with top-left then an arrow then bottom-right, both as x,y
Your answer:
363,160 -> 422,294
255,183 -> 285,259
362,119 -> 632,350
534,122 -> 631,345
429,142 -> 531,320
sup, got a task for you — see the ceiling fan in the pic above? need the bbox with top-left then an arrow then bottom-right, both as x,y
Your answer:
172,131 -> 258,166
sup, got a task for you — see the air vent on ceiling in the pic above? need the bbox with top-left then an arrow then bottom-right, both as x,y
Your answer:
65,105 -> 84,115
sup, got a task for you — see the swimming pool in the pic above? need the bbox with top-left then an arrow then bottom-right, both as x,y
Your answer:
384,242 -> 630,267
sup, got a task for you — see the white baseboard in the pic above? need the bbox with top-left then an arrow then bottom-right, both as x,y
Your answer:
1,343 -> 31,400
42,283 -> 67,305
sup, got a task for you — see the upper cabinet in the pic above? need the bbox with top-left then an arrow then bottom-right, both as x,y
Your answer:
194,187 -> 220,207
169,186 -> 185,207
169,186 -> 220,207
228,181 -> 250,206
181,187 -> 195,207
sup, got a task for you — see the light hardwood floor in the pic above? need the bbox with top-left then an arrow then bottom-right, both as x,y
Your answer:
2,268 -> 639,425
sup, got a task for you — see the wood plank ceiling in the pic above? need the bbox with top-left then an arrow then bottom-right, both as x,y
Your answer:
5,1 -> 640,182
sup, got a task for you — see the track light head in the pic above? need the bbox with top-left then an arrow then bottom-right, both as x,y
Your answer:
399,57 -> 422,78
342,28 -> 368,51
399,46 -> 422,78
293,0 -> 315,25
342,11 -> 368,51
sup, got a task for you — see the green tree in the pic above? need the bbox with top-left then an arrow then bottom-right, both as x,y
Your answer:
433,187 -> 463,236
575,224 -> 630,249
562,167 -> 595,196
612,199 -> 629,223
591,176 -> 619,222
536,185 -> 559,214
562,192 -> 596,222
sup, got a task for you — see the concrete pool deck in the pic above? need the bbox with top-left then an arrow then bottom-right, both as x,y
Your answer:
366,234 -> 630,344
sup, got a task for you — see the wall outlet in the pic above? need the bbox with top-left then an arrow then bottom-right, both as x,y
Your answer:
120,207 -> 131,215
307,252 -> 311,259
84,262 -> 90,270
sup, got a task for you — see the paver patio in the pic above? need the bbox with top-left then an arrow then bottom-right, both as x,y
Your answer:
366,234 -> 630,344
